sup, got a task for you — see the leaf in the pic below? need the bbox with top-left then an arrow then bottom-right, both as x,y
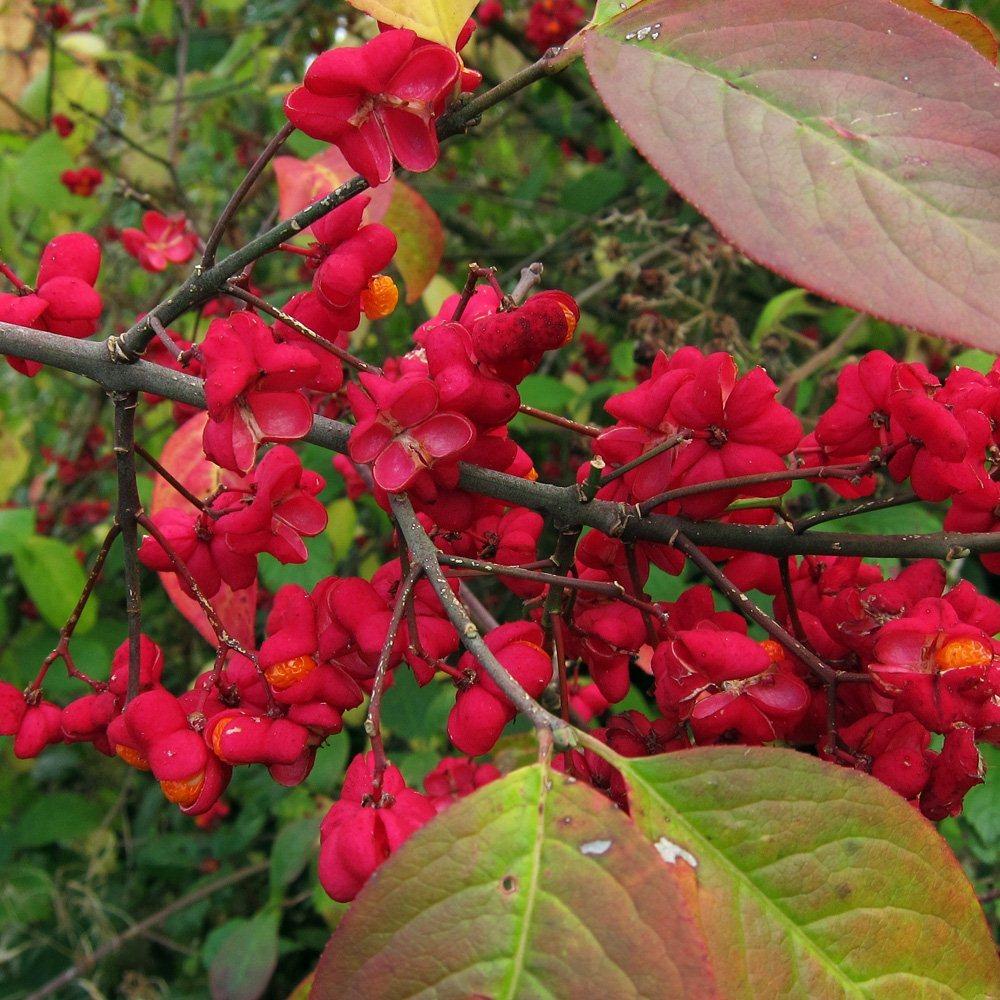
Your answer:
0,506 -> 33,555
208,910 -> 280,1000
0,427 -> 28,503
616,745 -> 1000,998
890,0 -> 998,64
12,535 -> 97,634
324,498 -> 357,562
149,413 -> 256,650
12,131 -> 75,211
343,0 -> 476,47
584,0 -> 1000,352
273,147 -> 394,224
11,792 -> 104,847
380,667 -> 452,740
382,179 -> 445,303
750,288 -> 823,345
269,817 -> 320,900
518,373 -> 578,412
313,763 -> 715,997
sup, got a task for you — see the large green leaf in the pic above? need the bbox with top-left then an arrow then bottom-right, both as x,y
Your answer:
618,746 -> 1000,998
584,0 -> 1000,352
12,535 -> 97,633
312,764 -> 714,997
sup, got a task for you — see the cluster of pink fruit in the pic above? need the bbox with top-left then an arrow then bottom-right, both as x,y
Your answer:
2,20 -> 999,908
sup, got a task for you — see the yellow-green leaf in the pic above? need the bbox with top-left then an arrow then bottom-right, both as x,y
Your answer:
618,745 -> 1000,998
343,0 -> 476,47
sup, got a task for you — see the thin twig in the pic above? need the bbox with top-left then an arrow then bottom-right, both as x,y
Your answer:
224,283 -> 377,374
390,493 -> 575,746
112,392 -> 143,701
201,122 -> 295,268
518,403 -> 602,437
4,325 -> 1000,561
29,524 -> 122,692
25,862 -> 269,1000
671,532 -> 869,686
365,563 -> 422,792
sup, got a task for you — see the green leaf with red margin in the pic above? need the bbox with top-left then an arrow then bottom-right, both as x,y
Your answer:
312,763 -> 715,997
383,180 -> 445,303
890,0 -> 998,64
616,745 -> 1000,998
149,413 -> 256,650
583,0 -> 1000,352
273,147 -> 394,223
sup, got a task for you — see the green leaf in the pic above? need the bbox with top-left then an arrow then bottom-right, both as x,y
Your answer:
954,349 -> 996,375
610,338 -> 637,377
207,909 -> 280,1000
11,132 -> 75,211
751,287 -> 823,345
313,764 -> 714,996
11,792 -> 104,847
618,746 -> 1000,997
0,428 -> 29,503
383,179 -> 444,303
325,498 -> 357,563
0,507 -> 34,555
518,373 -> 578,413
12,535 -> 97,634
304,733 -> 350,794
963,744 -> 1000,847
381,668 -> 453,742
269,818 -> 320,900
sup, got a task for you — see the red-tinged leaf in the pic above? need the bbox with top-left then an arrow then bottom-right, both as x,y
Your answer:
149,413 -> 256,650
382,179 -> 444,303
616,745 -> 1000,998
891,0 -> 998,64
273,147 -> 394,223
584,0 -> 1000,352
313,763 -> 715,997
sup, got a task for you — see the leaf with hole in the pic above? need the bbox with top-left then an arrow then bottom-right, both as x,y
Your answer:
617,745 -> 1000,998
313,763 -> 715,997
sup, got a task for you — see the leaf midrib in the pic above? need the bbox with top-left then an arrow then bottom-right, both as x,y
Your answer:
501,766 -> 548,1000
622,761 -> 868,999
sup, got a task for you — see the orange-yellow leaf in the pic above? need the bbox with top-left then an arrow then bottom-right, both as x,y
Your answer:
342,0 -> 476,47
382,180 -> 444,303
891,0 -> 998,64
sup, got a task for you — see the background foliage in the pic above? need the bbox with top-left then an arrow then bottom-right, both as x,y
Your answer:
1,0 -> 998,996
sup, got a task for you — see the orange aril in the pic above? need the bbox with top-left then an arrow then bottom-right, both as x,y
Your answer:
934,638 -> 992,672
265,654 -> 317,690
115,743 -> 151,771
160,772 -> 205,807
361,275 -> 399,321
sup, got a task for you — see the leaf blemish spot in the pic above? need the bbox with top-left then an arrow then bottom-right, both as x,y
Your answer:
654,836 -> 698,869
580,839 -> 612,856
820,117 -> 866,142
500,875 -> 518,894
